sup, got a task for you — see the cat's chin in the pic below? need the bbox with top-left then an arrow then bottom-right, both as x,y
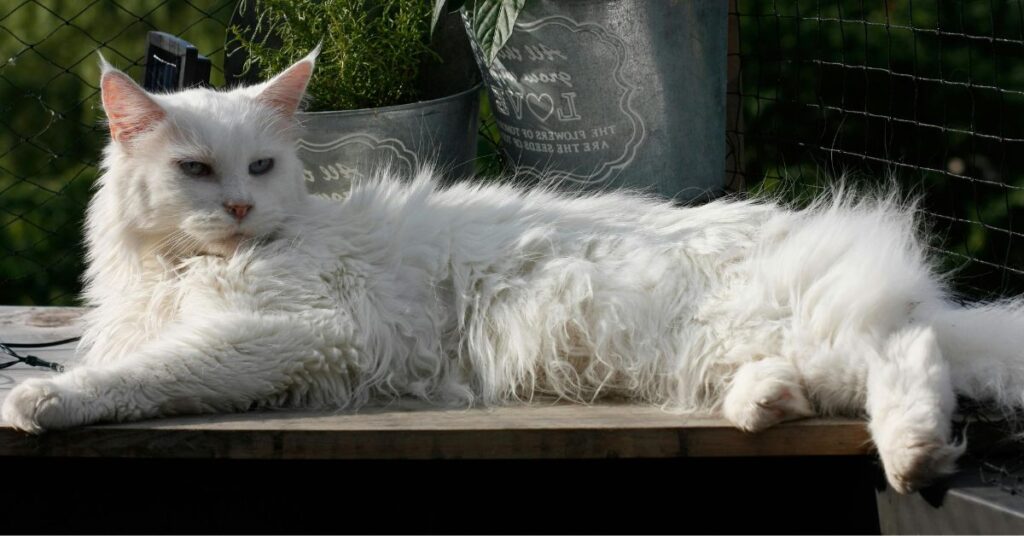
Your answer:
201,232 -> 251,257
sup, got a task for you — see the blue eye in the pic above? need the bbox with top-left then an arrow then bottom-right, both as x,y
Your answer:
179,161 -> 212,177
249,158 -> 274,175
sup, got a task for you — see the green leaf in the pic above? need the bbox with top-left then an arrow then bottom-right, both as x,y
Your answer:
430,0 -> 448,36
467,0 -> 525,66
431,0 -> 467,36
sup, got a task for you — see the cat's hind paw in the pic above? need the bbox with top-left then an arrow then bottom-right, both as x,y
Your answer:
877,433 -> 965,494
2,378 -> 90,433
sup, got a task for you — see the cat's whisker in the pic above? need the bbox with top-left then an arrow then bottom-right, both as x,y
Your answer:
142,231 -> 183,259
148,230 -> 190,259
149,230 -> 204,262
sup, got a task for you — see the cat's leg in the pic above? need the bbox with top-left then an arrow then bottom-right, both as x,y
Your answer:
867,325 -> 965,494
2,313 -> 352,433
77,305 -> 161,366
721,357 -> 815,432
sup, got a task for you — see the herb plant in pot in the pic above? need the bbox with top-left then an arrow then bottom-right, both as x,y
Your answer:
449,0 -> 728,203
227,0 -> 482,200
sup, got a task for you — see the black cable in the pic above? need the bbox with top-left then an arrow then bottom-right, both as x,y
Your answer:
3,337 -> 81,349
0,337 -> 77,373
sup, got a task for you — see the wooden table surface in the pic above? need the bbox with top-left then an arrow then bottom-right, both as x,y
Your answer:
0,306 -> 872,459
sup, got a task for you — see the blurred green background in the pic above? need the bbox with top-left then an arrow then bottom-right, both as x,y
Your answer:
0,0 -> 236,304
735,0 -> 1024,299
1,0 -> 1023,304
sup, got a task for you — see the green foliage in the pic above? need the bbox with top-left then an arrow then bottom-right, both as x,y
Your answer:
461,0 -> 525,66
431,0 -> 457,38
229,0 -> 435,111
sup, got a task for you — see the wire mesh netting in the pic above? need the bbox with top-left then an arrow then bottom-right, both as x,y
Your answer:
2,0 -> 1024,308
731,0 -> 1024,301
0,0 -> 235,305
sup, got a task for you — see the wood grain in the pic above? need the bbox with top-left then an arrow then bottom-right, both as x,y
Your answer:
0,306 -> 873,460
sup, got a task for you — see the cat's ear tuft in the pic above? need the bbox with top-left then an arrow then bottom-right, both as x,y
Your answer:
255,46 -> 319,118
99,59 -> 166,145
97,51 -> 114,76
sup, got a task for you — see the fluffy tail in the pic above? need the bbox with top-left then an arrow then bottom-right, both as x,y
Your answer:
923,300 -> 1024,410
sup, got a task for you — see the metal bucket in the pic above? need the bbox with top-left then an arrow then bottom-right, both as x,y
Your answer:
225,7 -> 482,199
296,85 -> 481,200
469,1 -> 728,202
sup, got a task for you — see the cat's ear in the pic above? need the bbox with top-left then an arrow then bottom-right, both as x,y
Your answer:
255,46 -> 319,118
98,54 -> 166,145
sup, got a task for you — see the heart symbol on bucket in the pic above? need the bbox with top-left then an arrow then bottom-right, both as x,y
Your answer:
526,93 -> 555,122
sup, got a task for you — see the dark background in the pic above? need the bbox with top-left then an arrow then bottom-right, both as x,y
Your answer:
1,456 -> 882,534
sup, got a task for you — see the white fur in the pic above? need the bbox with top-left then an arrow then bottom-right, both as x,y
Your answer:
4,56 -> 1023,495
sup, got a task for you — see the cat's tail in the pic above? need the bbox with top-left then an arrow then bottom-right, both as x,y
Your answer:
922,299 -> 1024,411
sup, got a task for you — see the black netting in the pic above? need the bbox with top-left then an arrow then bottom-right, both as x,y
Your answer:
0,0 -> 235,305
731,1 -> 1024,300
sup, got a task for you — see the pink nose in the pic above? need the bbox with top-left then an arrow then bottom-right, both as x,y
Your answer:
224,203 -> 252,221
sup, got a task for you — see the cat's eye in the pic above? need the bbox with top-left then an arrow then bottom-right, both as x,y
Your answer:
249,158 -> 274,175
179,161 -> 213,177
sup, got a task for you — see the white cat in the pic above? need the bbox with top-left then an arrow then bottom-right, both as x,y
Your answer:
4,51 -> 1022,494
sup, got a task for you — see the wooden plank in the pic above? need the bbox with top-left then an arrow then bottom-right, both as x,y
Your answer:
0,411 -> 871,459
0,305 -> 88,337
0,306 -> 872,459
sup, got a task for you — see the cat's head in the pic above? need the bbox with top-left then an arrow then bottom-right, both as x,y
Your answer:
94,50 -> 318,258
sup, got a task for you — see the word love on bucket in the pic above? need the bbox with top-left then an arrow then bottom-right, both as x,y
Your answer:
490,43 -> 617,157
472,2 -> 728,202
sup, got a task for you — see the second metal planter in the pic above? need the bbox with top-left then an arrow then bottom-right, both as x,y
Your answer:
469,0 -> 728,203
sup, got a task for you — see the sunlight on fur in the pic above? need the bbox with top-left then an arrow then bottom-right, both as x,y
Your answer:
4,50 -> 1022,496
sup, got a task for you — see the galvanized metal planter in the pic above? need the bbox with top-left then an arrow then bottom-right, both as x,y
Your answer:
296,85 -> 481,200
225,7 -> 481,200
468,1 -> 728,202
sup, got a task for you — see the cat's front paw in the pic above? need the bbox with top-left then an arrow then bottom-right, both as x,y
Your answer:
724,382 -> 814,432
2,378 -> 91,433
722,366 -> 815,433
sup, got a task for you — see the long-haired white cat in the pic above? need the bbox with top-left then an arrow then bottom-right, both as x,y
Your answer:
4,50 -> 1022,494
